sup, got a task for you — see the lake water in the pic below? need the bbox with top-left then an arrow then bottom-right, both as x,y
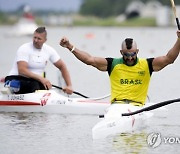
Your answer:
0,26 -> 180,154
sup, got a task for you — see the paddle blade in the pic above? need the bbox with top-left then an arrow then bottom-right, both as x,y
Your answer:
175,18 -> 180,30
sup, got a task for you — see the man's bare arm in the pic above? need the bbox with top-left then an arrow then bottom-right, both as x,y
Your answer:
153,31 -> 180,71
60,37 -> 108,71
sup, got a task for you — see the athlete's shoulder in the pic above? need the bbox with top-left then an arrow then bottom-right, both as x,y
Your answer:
17,42 -> 33,54
43,43 -> 54,50
112,57 -> 123,65
19,42 -> 32,48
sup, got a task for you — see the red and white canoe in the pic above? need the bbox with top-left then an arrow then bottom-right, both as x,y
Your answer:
0,88 -> 110,115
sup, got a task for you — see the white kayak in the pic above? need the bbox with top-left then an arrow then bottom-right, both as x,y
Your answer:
92,104 -> 153,139
0,88 -> 110,115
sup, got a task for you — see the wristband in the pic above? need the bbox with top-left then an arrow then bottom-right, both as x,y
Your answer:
70,46 -> 75,53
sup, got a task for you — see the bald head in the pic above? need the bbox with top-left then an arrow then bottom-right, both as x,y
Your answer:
121,38 -> 137,50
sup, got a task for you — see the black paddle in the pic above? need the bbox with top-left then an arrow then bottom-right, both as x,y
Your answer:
122,98 -> 180,116
170,0 -> 180,30
52,84 -> 89,98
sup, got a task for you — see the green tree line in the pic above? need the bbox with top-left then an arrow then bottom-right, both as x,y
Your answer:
79,0 -> 180,17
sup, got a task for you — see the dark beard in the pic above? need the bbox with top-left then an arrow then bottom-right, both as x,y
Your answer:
123,57 -> 137,66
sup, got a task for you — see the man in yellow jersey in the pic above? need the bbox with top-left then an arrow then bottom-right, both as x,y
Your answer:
59,30 -> 180,106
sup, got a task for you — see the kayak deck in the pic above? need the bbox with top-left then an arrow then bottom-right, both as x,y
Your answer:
0,89 -> 110,115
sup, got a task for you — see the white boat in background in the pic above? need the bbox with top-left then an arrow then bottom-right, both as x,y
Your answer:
0,88 -> 110,115
92,104 -> 153,139
6,5 -> 38,37
7,18 -> 37,37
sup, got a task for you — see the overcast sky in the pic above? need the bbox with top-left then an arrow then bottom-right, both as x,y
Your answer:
0,0 -> 82,12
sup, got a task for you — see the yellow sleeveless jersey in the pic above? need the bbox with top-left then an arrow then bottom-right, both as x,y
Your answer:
107,58 -> 152,105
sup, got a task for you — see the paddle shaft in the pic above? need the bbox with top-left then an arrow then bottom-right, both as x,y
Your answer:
170,0 -> 180,30
1,77 -> 88,98
52,84 -> 89,98
122,98 -> 180,116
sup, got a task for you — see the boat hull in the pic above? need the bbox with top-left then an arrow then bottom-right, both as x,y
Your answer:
6,18 -> 37,37
0,89 -> 110,115
92,104 -> 153,139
